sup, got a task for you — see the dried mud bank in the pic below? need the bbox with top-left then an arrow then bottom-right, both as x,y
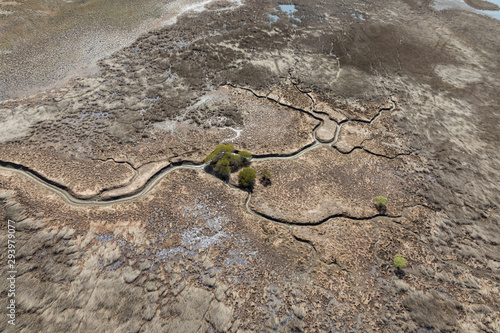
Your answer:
1,0 -> 500,331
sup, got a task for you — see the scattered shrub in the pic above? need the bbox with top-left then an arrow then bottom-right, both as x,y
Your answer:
260,169 -> 272,185
394,255 -> 407,269
374,195 -> 388,210
238,167 -> 257,189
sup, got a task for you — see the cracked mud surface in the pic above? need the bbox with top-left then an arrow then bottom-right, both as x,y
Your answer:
1,0 -> 500,331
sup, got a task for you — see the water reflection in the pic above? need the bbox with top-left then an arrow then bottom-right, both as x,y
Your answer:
434,0 -> 500,20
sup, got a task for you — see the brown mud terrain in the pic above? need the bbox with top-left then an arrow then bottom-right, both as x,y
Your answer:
0,0 -> 499,332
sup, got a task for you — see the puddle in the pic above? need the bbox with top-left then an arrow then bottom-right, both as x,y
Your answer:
279,4 -> 298,17
269,4 -> 302,25
351,12 -> 366,21
433,0 -> 500,20
268,14 -> 279,23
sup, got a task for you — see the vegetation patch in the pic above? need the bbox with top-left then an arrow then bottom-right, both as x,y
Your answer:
213,158 -> 231,180
374,195 -> 388,211
260,169 -> 272,186
238,167 -> 257,189
205,145 -> 253,181
394,255 -> 407,269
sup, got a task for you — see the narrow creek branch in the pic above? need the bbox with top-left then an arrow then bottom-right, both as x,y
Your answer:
0,86 -> 400,210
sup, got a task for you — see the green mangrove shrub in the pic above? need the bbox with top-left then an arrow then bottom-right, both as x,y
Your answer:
237,150 -> 252,162
205,145 -> 254,180
393,255 -> 407,269
374,195 -> 388,211
204,144 -> 236,164
238,167 -> 257,189
205,145 -> 252,173
213,158 -> 231,180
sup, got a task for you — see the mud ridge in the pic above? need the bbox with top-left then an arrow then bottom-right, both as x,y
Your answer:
95,160 -> 206,202
227,83 -> 397,145
250,141 -> 321,160
90,157 -> 138,170
224,84 -> 324,122
0,88 -> 398,206
335,100 -> 397,126
0,159 -> 206,205
0,160 -> 75,196
243,189 -> 402,227
332,146 -> 413,160
290,231 -> 326,273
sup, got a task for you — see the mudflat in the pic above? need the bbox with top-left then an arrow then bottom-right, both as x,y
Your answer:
0,0 -> 499,331
0,0 -> 211,99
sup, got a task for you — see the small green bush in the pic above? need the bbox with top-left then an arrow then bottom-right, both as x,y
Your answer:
374,196 -> 388,210
238,167 -> 257,188
394,255 -> 407,269
260,169 -> 272,185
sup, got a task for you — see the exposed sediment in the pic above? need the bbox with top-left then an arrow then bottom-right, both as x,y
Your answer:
1,0 -> 499,331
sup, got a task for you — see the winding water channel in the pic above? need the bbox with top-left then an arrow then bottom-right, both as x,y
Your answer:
0,97 -> 396,208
